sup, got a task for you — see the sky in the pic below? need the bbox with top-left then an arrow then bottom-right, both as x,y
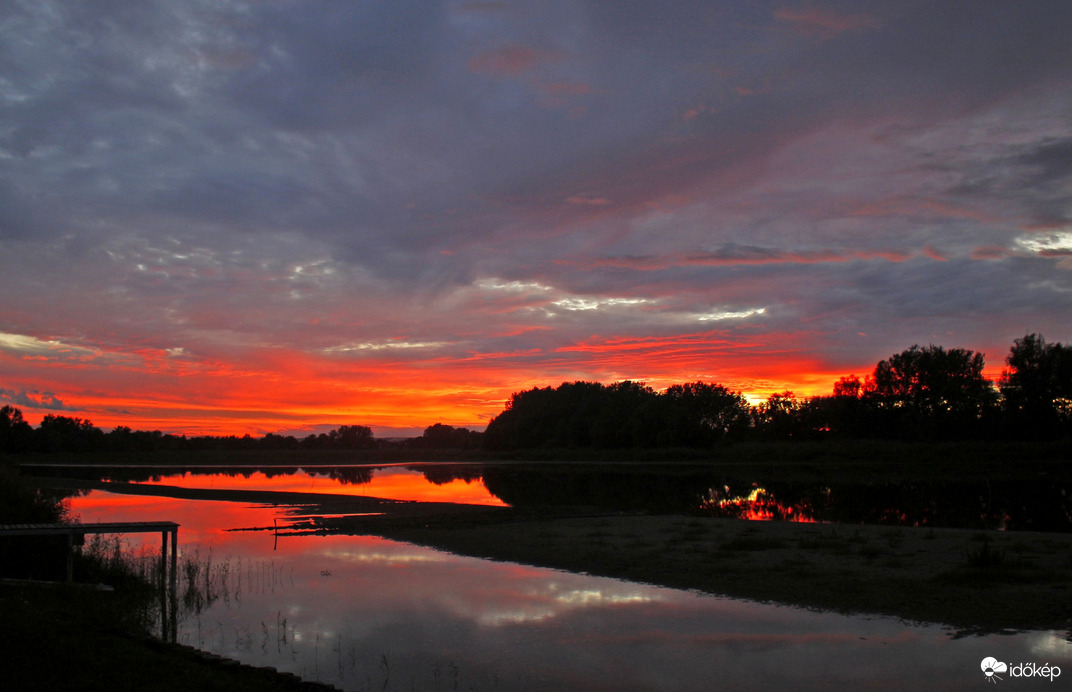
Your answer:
1,1 -> 1071,437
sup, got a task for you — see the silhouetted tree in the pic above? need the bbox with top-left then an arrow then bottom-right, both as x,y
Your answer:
484,381 -> 669,449
0,405 -> 34,453
833,375 -> 862,399
328,425 -> 375,449
800,376 -> 871,438
591,381 -> 660,448
259,432 -> 299,450
864,344 -> 996,438
753,391 -> 803,440
414,423 -> 482,449
35,415 -> 105,452
1000,333 -> 1072,438
662,381 -> 752,445
104,426 -> 186,452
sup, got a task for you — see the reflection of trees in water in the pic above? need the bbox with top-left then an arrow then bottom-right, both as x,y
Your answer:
481,467 -> 718,513
709,480 -> 1072,530
702,485 -> 829,522
419,465 -> 483,486
480,468 -> 1072,531
23,463 -> 1072,531
320,467 -> 373,485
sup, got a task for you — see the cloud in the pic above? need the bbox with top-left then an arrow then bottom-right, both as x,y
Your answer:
324,340 -> 451,355
683,246 -> 914,266
565,195 -> 612,207
0,332 -> 102,362
569,245 -> 919,271
774,6 -> 881,40
0,388 -> 75,411
2,1 -> 1072,433
1015,230 -> 1072,257
468,45 -> 558,76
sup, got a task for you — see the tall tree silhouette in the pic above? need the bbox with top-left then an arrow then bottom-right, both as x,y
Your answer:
1000,334 -> 1072,437
35,415 -> 105,452
0,406 -> 33,453
662,382 -> 751,444
865,344 -> 995,438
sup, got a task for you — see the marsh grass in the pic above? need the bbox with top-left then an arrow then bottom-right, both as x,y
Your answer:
72,534 -> 162,633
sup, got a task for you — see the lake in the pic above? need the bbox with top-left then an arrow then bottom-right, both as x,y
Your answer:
34,464 -> 1072,690
42,460 -> 1072,531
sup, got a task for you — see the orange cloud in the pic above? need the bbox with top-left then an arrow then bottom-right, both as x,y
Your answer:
2,325 -> 857,436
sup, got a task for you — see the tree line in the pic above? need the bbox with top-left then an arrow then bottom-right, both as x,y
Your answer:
483,333 -> 1071,448
0,413 -> 383,455
1,333 -> 1069,454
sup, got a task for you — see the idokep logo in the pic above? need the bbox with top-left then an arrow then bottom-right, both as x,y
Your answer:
981,657 -> 1062,683
982,658 -> 1008,683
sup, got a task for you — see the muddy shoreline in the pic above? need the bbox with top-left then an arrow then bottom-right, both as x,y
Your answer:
301,506 -> 1072,635
29,475 -> 1072,634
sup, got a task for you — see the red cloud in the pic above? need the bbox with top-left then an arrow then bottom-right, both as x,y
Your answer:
468,45 -> 558,76
567,247 -> 920,271
922,245 -> 948,261
774,6 -> 880,39
971,245 -> 1010,260
565,195 -> 612,207
683,247 -> 912,266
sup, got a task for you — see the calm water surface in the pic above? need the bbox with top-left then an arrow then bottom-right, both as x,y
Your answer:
131,465 -> 507,506
56,468 -> 1072,691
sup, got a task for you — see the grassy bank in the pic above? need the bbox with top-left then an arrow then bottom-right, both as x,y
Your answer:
0,466 -> 339,691
0,581 -> 340,692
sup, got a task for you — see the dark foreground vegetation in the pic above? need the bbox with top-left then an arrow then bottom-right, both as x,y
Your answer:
0,470 -> 338,691
0,582 -> 341,692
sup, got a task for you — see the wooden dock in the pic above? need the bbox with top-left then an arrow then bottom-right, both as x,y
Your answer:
0,521 -> 178,584
0,521 -> 180,641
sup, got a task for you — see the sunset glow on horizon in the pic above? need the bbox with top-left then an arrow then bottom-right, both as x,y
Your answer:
2,2 -> 1069,437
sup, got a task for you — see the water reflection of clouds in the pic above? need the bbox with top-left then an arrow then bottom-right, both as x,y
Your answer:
319,546 -> 448,565
1030,632 -> 1072,659
298,536 -> 664,631
65,491 -> 1072,691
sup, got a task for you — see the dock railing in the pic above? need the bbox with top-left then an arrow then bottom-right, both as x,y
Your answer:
0,521 -> 179,641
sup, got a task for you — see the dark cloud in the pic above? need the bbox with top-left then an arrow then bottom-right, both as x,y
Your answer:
1,1 -> 1071,429
0,388 -> 74,411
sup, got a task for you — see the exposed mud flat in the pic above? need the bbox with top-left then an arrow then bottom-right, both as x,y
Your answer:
318,508 -> 1072,634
